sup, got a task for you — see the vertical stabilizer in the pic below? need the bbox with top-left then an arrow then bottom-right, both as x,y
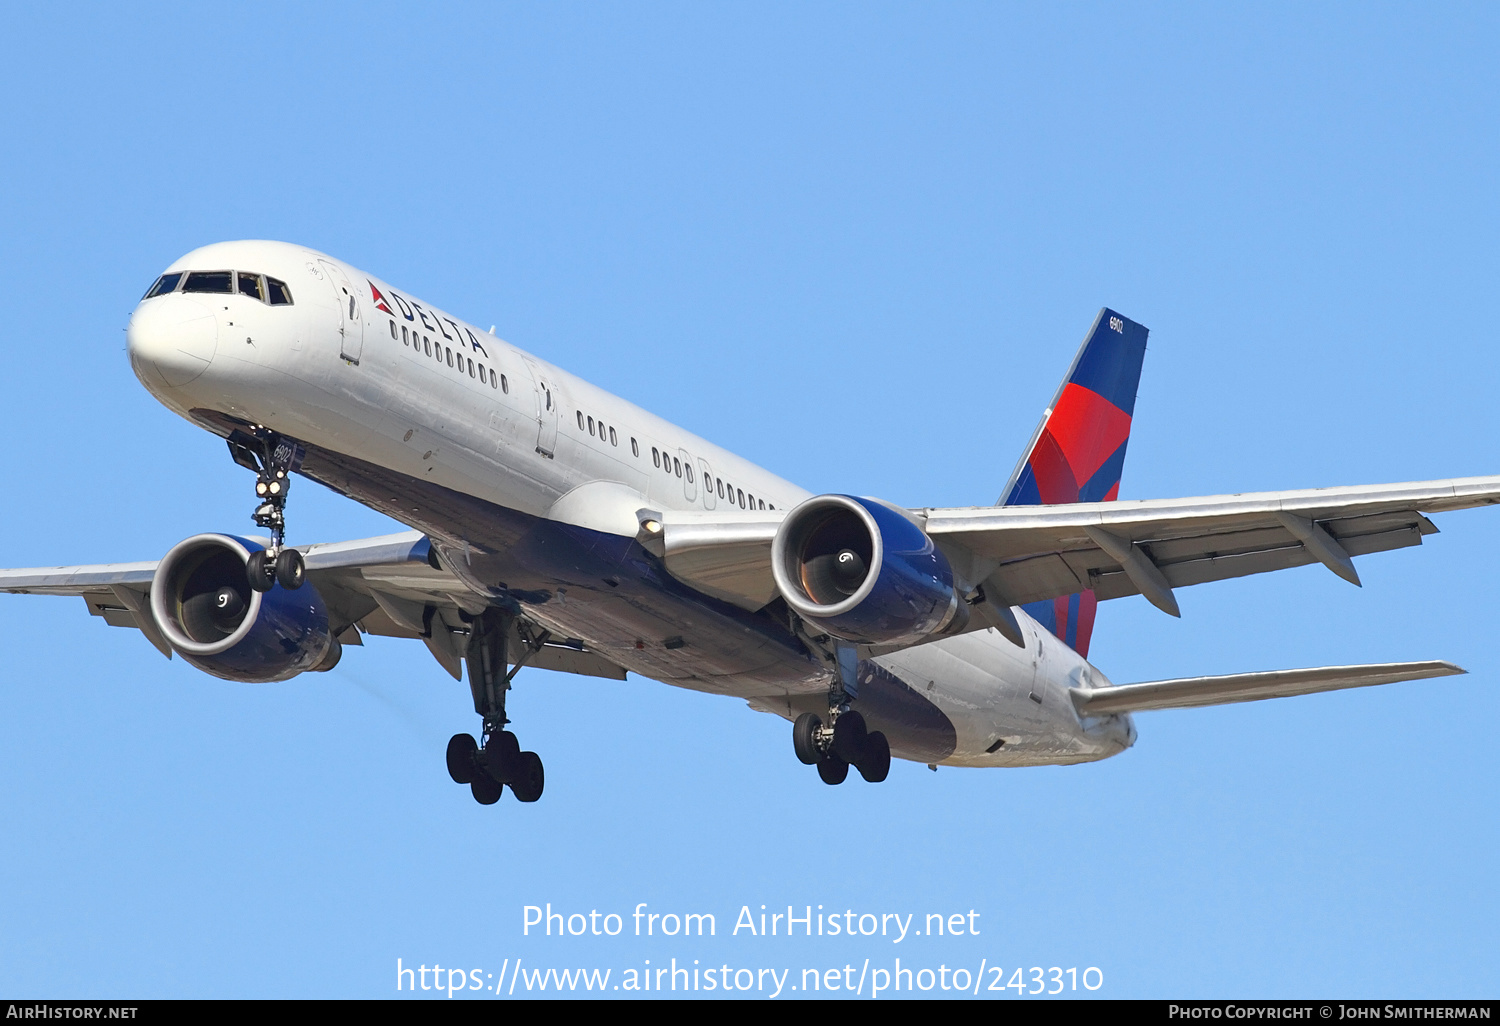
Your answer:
1001,309 -> 1149,656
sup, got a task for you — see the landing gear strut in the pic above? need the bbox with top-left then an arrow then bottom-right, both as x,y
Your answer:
445,608 -> 549,805
791,642 -> 891,785
227,428 -> 305,592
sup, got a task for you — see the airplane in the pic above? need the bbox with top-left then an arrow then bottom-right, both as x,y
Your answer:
1,239 -> 1492,805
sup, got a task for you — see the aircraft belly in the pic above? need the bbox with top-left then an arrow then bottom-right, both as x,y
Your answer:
180,409 -> 1119,771
877,629 -> 1130,768
267,437 -> 824,690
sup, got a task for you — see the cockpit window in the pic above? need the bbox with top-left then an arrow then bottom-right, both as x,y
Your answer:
236,272 -> 264,301
143,273 -> 182,299
266,277 -> 293,305
183,271 -> 234,294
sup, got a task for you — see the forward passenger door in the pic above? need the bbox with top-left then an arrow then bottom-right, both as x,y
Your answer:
318,260 -> 363,365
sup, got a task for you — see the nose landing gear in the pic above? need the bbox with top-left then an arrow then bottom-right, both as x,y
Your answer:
445,608 -> 550,805
227,428 -> 305,592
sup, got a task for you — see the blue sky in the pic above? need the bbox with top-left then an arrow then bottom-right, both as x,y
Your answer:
0,2 -> 1496,998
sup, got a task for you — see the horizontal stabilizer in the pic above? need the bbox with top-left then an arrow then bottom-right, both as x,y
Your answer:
1071,660 -> 1465,715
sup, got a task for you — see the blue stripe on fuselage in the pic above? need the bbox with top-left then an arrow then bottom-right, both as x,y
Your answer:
182,407 -> 960,761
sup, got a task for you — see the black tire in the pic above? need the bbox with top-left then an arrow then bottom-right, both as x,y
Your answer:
856,730 -> 891,783
470,775 -> 503,805
274,548 -> 305,590
510,751 -> 545,803
816,753 -> 849,785
792,712 -> 822,765
832,710 -> 868,764
482,731 -> 521,784
246,550 -> 273,592
446,733 -> 478,784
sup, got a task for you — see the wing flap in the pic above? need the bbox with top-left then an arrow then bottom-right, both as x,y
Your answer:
1071,660 -> 1465,714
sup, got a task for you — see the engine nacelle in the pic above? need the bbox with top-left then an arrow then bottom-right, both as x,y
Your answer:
771,494 -> 963,646
148,533 -> 339,683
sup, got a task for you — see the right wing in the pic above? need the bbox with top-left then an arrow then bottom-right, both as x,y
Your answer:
649,476 -> 1500,621
923,476 -> 1500,616
0,530 -> 627,682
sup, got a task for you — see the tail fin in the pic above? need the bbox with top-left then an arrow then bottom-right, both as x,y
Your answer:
1001,308 -> 1149,657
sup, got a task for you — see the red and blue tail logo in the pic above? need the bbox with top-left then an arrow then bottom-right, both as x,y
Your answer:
1001,309 -> 1149,657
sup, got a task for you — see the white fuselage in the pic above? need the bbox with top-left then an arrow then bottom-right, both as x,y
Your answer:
125,240 -> 1135,768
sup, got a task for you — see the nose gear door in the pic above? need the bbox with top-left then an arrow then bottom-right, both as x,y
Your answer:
520,356 -> 559,458
318,259 -> 364,365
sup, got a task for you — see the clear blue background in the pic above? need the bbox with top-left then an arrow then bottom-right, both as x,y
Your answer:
0,2 -> 1495,999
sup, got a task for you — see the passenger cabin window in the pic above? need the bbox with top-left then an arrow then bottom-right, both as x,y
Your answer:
610,427 -> 618,446
631,438 -> 639,457
685,464 -> 694,483
673,457 -> 682,477
588,416 -> 595,435
184,271 -> 233,294
143,273 -> 182,299
402,325 -> 409,345
236,272 -> 264,301
266,277 -> 293,305
500,373 -> 508,393
652,447 -> 660,468
716,479 -> 724,499
390,320 -> 398,339
578,411 -> 586,430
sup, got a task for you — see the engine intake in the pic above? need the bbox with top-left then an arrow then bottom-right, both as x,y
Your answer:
772,495 -> 962,646
149,533 -> 337,682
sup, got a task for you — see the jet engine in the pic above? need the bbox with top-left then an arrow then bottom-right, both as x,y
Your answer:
148,533 -> 339,682
771,494 -> 964,646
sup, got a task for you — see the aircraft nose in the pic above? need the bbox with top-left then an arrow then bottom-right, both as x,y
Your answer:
126,294 -> 219,389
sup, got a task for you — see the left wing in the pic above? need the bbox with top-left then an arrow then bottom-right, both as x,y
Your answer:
0,531 -> 627,681
651,475 -> 1500,618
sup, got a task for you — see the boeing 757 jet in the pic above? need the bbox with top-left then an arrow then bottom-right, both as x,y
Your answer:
2,240 -> 1491,804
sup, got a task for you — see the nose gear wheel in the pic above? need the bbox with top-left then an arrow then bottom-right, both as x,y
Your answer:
227,428 -> 306,591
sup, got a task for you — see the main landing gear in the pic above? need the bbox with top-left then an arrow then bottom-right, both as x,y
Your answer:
792,643 -> 891,785
444,608 -> 549,805
227,428 -> 305,592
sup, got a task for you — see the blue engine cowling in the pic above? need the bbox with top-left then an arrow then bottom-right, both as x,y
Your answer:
148,533 -> 339,683
771,495 -> 964,646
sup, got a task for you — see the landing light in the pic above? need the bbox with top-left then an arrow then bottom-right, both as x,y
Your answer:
642,520 -> 662,534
